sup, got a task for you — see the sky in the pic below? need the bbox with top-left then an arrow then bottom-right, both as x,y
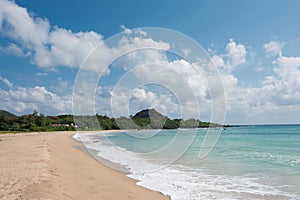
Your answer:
0,0 -> 300,125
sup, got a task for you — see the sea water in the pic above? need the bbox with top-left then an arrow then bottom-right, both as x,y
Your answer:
74,125 -> 300,200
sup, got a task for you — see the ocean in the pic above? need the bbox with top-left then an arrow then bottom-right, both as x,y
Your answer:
74,125 -> 300,200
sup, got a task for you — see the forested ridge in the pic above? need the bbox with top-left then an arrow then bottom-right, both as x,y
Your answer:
0,109 -> 226,132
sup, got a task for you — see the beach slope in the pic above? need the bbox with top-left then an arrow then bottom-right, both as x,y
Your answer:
0,132 -> 169,200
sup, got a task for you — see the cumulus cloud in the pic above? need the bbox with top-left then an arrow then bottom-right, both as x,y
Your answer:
110,87 -> 179,118
206,38 -> 300,124
0,76 -> 13,88
34,28 -> 102,68
111,37 -> 170,71
272,55 -> 300,90
222,50 -> 300,124
211,55 -> 225,68
0,85 -> 72,114
0,43 -> 30,57
225,38 -> 247,71
263,41 -> 284,56
0,0 -> 171,71
107,57 -> 211,119
0,0 -> 103,69
274,55 -> 300,69
269,55 -> 300,104
0,0 -> 50,47
130,88 -> 173,115
210,39 -> 247,73
0,0 -> 299,124
120,25 -> 132,34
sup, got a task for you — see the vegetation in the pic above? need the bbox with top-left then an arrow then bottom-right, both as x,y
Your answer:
0,109 -> 16,117
0,109 -> 227,133
0,110 -> 76,132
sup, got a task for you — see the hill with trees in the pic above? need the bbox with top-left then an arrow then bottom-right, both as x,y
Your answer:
0,109 -> 226,133
0,109 -> 16,117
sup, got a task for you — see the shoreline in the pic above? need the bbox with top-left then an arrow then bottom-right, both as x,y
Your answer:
0,131 -> 170,200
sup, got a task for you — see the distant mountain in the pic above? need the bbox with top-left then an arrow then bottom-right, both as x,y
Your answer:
0,109 -> 16,117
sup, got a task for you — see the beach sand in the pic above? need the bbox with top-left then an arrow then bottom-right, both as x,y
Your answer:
0,131 -> 169,200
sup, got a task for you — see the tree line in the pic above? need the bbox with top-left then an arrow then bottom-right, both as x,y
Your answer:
0,109 -> 225,132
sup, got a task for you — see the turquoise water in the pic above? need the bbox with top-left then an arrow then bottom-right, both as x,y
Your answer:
75,125 -> 300,199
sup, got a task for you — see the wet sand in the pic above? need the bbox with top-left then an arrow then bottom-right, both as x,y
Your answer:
0,131 -> 169,200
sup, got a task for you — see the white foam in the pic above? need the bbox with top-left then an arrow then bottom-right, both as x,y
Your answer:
75,133 -> 299,200
130,165 -> 297,200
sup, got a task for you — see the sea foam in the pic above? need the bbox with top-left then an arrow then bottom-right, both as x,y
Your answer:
73,131 -> 299,200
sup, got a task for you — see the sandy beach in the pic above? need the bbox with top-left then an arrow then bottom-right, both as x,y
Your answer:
0,131 -> 169,200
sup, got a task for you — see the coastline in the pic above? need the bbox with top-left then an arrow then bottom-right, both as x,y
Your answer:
0,131 -> 170,200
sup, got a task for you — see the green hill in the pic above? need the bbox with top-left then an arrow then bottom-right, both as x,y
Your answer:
133,108 -> 165,119
132,109 -> 167,129
0,108 -> 226,132
0,109 -> 16,117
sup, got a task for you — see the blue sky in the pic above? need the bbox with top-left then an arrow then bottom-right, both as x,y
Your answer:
0,0 -> 300,124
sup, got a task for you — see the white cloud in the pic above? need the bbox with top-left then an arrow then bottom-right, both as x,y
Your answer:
53,77 -> 72,95
0,0 -> 171,71
0,85 -> 72,114
225,38 -> 247,71
35,27 -> 102,68
209,39 -> 247,73
254,67 -> 265,72
274,55 -> 300,69
0,76 -> 13,88
263,41 -> 283,56
222,51 -> 300,124
0,43 -> 30,57
183,48 -> 191,57
0,0 -> 299,124
118,36 -> 170,51
135,28 -> 148,37
108,58 -> 210,119
0,0 -> 103,69
112,38 -> 170,70
0,0 -> 50,48
130,88 -> 172,114
261,75 -> 276,85
132,59 -> 207,99
269,55 -> 300,104
211,55 -> 225,68
35,72 -> 48,76
120,25 -> 132,34
272,55 -> 300,91
110,87 -> 180,118
206,38 -> 300,124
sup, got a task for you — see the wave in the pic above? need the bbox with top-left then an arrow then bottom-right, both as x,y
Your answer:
230,151 -> 300,167
73,132 -> 299,200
